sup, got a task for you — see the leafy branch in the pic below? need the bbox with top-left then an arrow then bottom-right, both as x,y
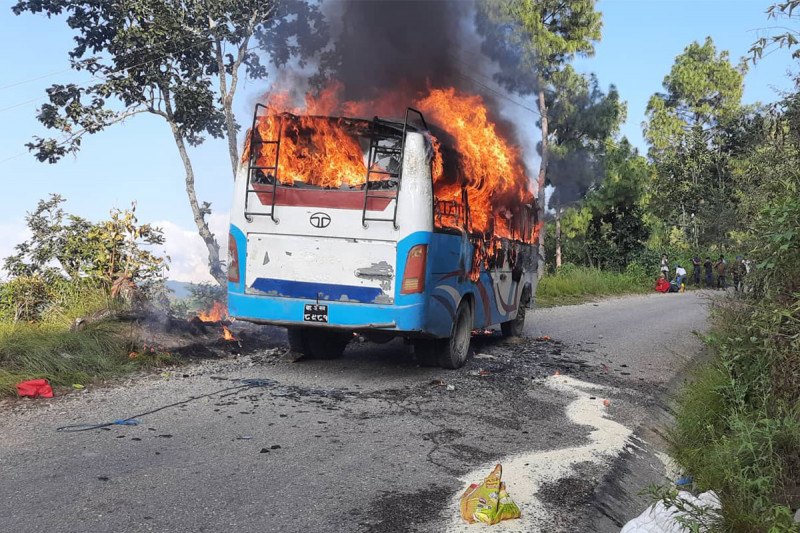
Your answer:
750,0 -> 800,62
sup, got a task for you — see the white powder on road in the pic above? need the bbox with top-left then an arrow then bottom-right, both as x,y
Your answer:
447,375 -> 633,532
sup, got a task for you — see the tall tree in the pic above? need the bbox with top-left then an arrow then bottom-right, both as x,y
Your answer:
643,37 -> 746,247
555,139 -> 652,270
545,66 -> 626,266
644,37 -> 746,155
476,0 -> 602,277
12,0 -> 327,286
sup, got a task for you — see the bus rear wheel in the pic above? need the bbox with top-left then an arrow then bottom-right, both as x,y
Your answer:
501,289 -> 530,337
288,328 -> 350,360
439,301 -> 472,369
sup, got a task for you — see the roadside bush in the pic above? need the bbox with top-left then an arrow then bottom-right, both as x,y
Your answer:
3,194 -> 168,319
624,261 -> 650,286
0,275 -> 55,322
669,180 -> 800,531
186,282 -> 226,310
0,195 -> 172,395
671,298 -> 800,532
169,282 -> 226,319
629,247 -> 663,275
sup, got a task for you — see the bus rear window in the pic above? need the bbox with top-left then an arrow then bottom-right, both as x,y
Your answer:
244,113 -> 404,190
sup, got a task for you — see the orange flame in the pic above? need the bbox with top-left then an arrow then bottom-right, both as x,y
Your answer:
196,302 -> 227,322
244,84 -> 537,239
415,88 -> 534,238
245,114 -> 368,189
222,325 -> 236,341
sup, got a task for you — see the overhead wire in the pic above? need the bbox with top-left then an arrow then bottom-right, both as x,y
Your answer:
1,13 -> 544,168
0,33 -> 217,115
444,41 -> 543,117
452,66 -> 542,117
0,151 -> 28,165
0,34 -> 215,164
0,67 -> 75,92
0,19 -> 259,164
1,5 -> 268,113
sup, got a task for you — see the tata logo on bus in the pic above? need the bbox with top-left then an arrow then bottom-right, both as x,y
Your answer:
309,212 -> 331,229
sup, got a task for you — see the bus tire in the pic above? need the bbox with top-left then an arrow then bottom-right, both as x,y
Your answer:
287,327 -> 308,355
439,301 -> 472,369
305,329 -> 350,360
413,339 -> 439,367
501,289 -> 530,337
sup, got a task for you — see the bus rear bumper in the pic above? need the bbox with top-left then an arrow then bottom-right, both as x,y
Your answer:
228,292 -> 431,335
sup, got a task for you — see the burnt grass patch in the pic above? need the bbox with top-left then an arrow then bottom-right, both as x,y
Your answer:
166,324 -> 287,361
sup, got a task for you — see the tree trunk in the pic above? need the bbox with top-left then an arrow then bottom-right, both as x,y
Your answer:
555,206 -> 562,269
536,86 -> 549,279
209,22 -> 242,180
168,121 -> 227,287
222,94 -> 239,180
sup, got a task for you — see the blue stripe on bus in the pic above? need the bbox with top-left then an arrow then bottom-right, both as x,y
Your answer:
227,230 -> 535,338
250,278 -> 383,303
228,291 -> 429,332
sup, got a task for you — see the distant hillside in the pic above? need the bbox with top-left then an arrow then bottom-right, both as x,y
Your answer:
165,280 -> 193,300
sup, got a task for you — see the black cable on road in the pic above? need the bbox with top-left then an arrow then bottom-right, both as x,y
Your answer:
55,378 -> 276,433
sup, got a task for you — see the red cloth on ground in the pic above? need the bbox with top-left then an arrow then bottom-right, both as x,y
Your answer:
16,379 -> 54,398
654,279 -> 670,293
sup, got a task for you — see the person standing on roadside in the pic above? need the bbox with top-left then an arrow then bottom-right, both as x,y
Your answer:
732,256 -> 745,291
692,254 -> 702,285
660,254 -> 670,281
704,257 -> 714,287
714,254 -> 728,289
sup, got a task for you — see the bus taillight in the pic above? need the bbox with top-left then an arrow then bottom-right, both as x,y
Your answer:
228,233 -> 240,283
401,245 -> 427,294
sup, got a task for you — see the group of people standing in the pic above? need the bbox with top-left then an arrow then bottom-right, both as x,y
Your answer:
656,254 -> 750,293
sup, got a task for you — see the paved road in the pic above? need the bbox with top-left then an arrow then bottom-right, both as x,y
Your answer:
0,291 -> 710,533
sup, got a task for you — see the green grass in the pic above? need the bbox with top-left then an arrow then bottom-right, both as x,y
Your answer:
0,320 -> 132,395
535,266 -> 650,308
0,283 -> 173,397
667,299 -> 800,532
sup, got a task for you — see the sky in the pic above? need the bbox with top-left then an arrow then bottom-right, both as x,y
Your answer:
0,0 -> 795,283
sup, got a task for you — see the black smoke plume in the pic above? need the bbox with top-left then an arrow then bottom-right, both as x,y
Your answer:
315,0 -> 471,105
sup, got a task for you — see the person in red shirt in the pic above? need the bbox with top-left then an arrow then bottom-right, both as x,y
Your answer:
655,273 -> 670,293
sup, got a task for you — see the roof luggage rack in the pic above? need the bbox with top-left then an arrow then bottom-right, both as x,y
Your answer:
361,107 -> 427,229
244,103 -> 280,223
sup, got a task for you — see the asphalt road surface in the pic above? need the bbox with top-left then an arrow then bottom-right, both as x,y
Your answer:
0,291 -> 710,533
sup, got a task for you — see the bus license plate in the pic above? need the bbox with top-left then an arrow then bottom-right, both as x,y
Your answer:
303,304 -> 328,323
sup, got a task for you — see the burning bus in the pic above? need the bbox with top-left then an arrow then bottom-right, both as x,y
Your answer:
227,87 -> 539,369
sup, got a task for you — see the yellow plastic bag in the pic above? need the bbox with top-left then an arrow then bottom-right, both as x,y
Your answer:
459,464 -> 521,525
494,482 -> 521,523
